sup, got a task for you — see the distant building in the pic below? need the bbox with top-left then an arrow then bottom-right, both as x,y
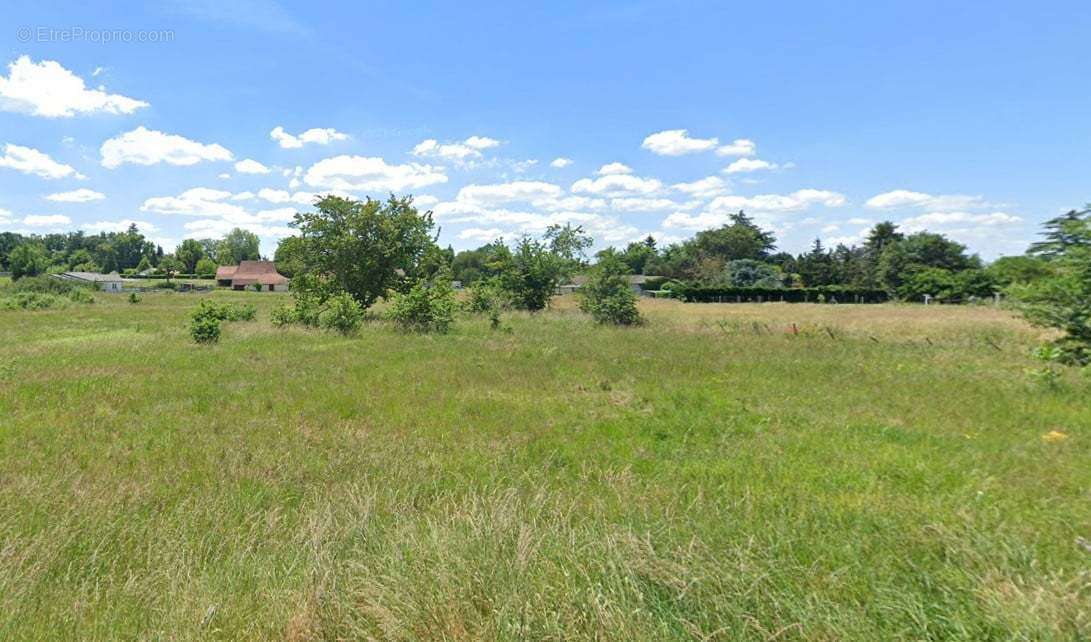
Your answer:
53,271 -> 124,292
556,274 -> 659,296
215,261 -> 290,291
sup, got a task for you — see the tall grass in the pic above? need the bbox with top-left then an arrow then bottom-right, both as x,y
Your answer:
0,292 -> 1087,639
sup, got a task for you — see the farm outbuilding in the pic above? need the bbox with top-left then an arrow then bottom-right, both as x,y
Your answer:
53,271 -> 125,292
215,261 -> 290,291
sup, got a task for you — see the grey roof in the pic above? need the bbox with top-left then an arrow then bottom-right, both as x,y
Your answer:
54,271 -> 124,282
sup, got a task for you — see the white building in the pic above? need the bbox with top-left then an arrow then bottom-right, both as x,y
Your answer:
53,271 -> 125,292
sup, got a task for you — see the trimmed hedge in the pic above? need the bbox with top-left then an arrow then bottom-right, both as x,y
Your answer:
672,285 -> 889,304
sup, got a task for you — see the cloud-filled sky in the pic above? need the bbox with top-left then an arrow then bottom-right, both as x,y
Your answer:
1,0 -> 1089,259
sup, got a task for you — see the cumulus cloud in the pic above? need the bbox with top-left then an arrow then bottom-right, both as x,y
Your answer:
412,135 -> 502,163
0,143 -> 85,179
724,158 -> 778,174
141,187 -> 247,217
865,189 -> 985,211
901,211 -> 1021,230
571,173 -> 663,196
23,214 -> 71,227
550,157 -> 573,168
234,158 -> 271,174
0,56 -> 148,118
256,188 -> 317,205
101,127 -> 233,168
609,197 -> 696,213
597,162 -> 633,176
672,176 -> 729,199
716,139 -> 757,157
270,126 -> 349,149
83,219 -> 158,234
641,129 -> 719,156
457,227 -> 505,242
662,189 -> 846,229
454,180 -> 564,206
303,155 -> 448,193
45,188 -> 105,202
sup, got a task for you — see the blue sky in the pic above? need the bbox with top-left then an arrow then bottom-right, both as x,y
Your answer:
1,1 -> 1089,259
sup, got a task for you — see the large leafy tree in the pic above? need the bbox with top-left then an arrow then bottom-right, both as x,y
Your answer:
175,239 -> 205,274
219,228 -> 261,265
877,232 -> 979,292
292,195 -> 438,308
692,211 -> 776,263
9,243 -> 48,280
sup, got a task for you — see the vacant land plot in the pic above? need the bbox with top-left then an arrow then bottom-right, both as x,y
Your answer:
0,292 -> 1087,639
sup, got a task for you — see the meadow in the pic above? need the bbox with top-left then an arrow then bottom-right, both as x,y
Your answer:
0,291 -> 1088,640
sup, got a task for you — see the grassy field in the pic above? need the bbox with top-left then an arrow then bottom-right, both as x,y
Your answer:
0,291 -> 1088,639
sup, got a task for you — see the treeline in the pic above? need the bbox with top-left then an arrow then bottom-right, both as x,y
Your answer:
449,210 -> 1067,303
0,225 -> 263,280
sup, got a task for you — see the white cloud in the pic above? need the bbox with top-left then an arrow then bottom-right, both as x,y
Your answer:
218,173 -> 231,179
304,155 -> 448,192
412,194 -> 439,208
83,219 -> 158,234
412,135 -> 502,163
23,214 -> 71,227
550,157 -> 573,168
0,56 -> 148,118
256,188 -> 317,205
511,159 -> 538,173
463,136 -> 501,150
141,187 -> 247,217
232,191 -> 255,201
0,143 -> 84,179
270,126 -> 349,149
0,208 -> 13,224
724,158 -> 778,174
457,227 -> 505,242
234,158 -> 271,174
716,139 -> 757,157
672,176 -> 729,199
101,127 -> 233,168
597,162 -> 633,175
847,217 -> 872,225
642,129 -> 719,156
571,173 -> 663,196
45,188 -> 105,202
455,181 -> 563,206
663,189 -> 846,229
865,189 -> 985,211
901,211 -> 1021,230
609,197 -> 695,212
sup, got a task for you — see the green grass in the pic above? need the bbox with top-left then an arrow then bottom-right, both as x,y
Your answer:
0,292 -> 1088,639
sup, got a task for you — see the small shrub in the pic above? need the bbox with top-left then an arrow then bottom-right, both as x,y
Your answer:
0,292 -> 65,310
389,276 -> 455,333
129,292 -> 141,304
579,255 -> 642,326
67,288 -> 95,304
270,304 -> 297,328
155,281 -> 178,290
464,279 -> 507,315
224,303 -> 256,322
292,293 -> 323,327
320,292 -> 363,335
190,316 -> 221,344
8,275 -> 77,295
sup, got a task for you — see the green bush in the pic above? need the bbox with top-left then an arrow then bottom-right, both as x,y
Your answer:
270,304 -> 297,328
129,292 -> 141,304
8,275 -> 79,295
389,276 -> 455,333
579,255 -> 642,326
223,303 -> 256,322
67,288 -> 95,304
464,279 -> 507,315
320,292 -> 364,335
190,316 -> 221,344
0,292 -> 65,310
